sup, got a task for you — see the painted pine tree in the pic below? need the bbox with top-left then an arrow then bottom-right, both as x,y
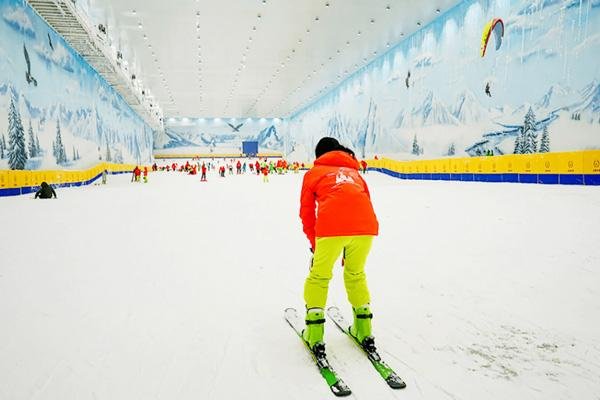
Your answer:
539,125 -> 550,153
513,128 -> 523,154
412,134 -> 420,155
0,134 -> 5,159
28,121 -> 37,158
54,119 -> 67,164
522,107 -> 537,154
7,96 -> 27,170
35,134 -> 40,155
72,146 -> 77,161
447,143 -> 455,156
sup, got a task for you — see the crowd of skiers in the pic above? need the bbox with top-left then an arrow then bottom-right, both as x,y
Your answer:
130,157 -> 370,185
142,158 -> 315,183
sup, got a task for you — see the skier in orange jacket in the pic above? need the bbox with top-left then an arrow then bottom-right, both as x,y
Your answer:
299,137 -> 379,352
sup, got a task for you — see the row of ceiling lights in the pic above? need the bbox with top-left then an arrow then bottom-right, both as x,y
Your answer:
134,10 -> 174,116
223,0 -> 271,113
132,2 -> 441,119
195,1 -> 203,110
243,1 -> 328,116
265,3 -> 395,116
270,5 -> 442,116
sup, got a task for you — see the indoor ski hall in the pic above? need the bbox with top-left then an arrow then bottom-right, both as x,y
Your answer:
1,1 -> 599,399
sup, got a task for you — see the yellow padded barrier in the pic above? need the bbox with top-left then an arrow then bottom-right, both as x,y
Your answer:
582,151 -> 600,174
371,150 -> 599,175
0,162 -> 139,189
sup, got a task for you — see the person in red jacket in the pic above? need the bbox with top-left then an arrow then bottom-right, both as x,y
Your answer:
261,164 -> 269,182
360,159 -> 368,174
255,160 -> 261,175
299,137 -> 379,353
201,163 -> 207,181
132,166 -> 141,182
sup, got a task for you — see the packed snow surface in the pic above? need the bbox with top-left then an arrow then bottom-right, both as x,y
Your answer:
1,170 -> 600,399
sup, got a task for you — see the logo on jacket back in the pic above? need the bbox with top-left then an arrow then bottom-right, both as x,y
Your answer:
335,169 -> 356,185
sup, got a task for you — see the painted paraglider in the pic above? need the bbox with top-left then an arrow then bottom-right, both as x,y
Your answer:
480,18 -> 504,58
481,18 -> 504,98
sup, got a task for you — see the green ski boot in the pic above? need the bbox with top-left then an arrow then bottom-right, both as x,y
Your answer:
349,304 -> 374,346
302,307 -> 326,350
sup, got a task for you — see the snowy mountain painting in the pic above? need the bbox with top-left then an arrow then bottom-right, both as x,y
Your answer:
0,0 -> 154,171
154,118 -> 284,154
288,0 -> 600,160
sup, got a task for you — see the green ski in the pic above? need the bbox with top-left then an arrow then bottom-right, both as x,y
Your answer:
284,307 -> 352,397
327,306 -> 406,389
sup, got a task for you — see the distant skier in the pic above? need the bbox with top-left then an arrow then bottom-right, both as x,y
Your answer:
34,182 -> 57,199
485,82 -> 492,97
201,163 -> 207,181
132,166 -> 141,182
143,166 -> 148,183
299,137 -> 379,353
360,159 -> 368,174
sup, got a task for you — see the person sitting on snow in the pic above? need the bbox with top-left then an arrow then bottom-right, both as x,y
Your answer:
34,182 -> 57,199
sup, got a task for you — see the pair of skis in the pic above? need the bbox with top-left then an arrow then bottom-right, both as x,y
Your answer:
285,306 -> 406,397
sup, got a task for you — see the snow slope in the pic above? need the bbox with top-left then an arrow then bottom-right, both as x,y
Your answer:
1,171 -> 599,399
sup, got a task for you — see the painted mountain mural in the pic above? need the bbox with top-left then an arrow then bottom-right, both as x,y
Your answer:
154,118 -> 284,154
288,0 -> 600,161
0,0 -> 153,170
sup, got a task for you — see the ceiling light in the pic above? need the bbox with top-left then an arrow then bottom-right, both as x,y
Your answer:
370,18 -> 375,23
138,22 -> 142,29
346,41 -> 350,45
325,2 -> 330,6
386,5 -> 391,10
257,13 -> 262,18
436,8 -> 441,13
357,31 -> 361,35
417,22 -> 421,26
315,16 -> 320,21
386,42 -> 390,47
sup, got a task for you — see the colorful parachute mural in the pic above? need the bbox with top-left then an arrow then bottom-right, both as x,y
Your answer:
480,18 -> 504,57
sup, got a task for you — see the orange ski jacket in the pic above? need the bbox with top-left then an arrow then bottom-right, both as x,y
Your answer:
299,150 -> 378,250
